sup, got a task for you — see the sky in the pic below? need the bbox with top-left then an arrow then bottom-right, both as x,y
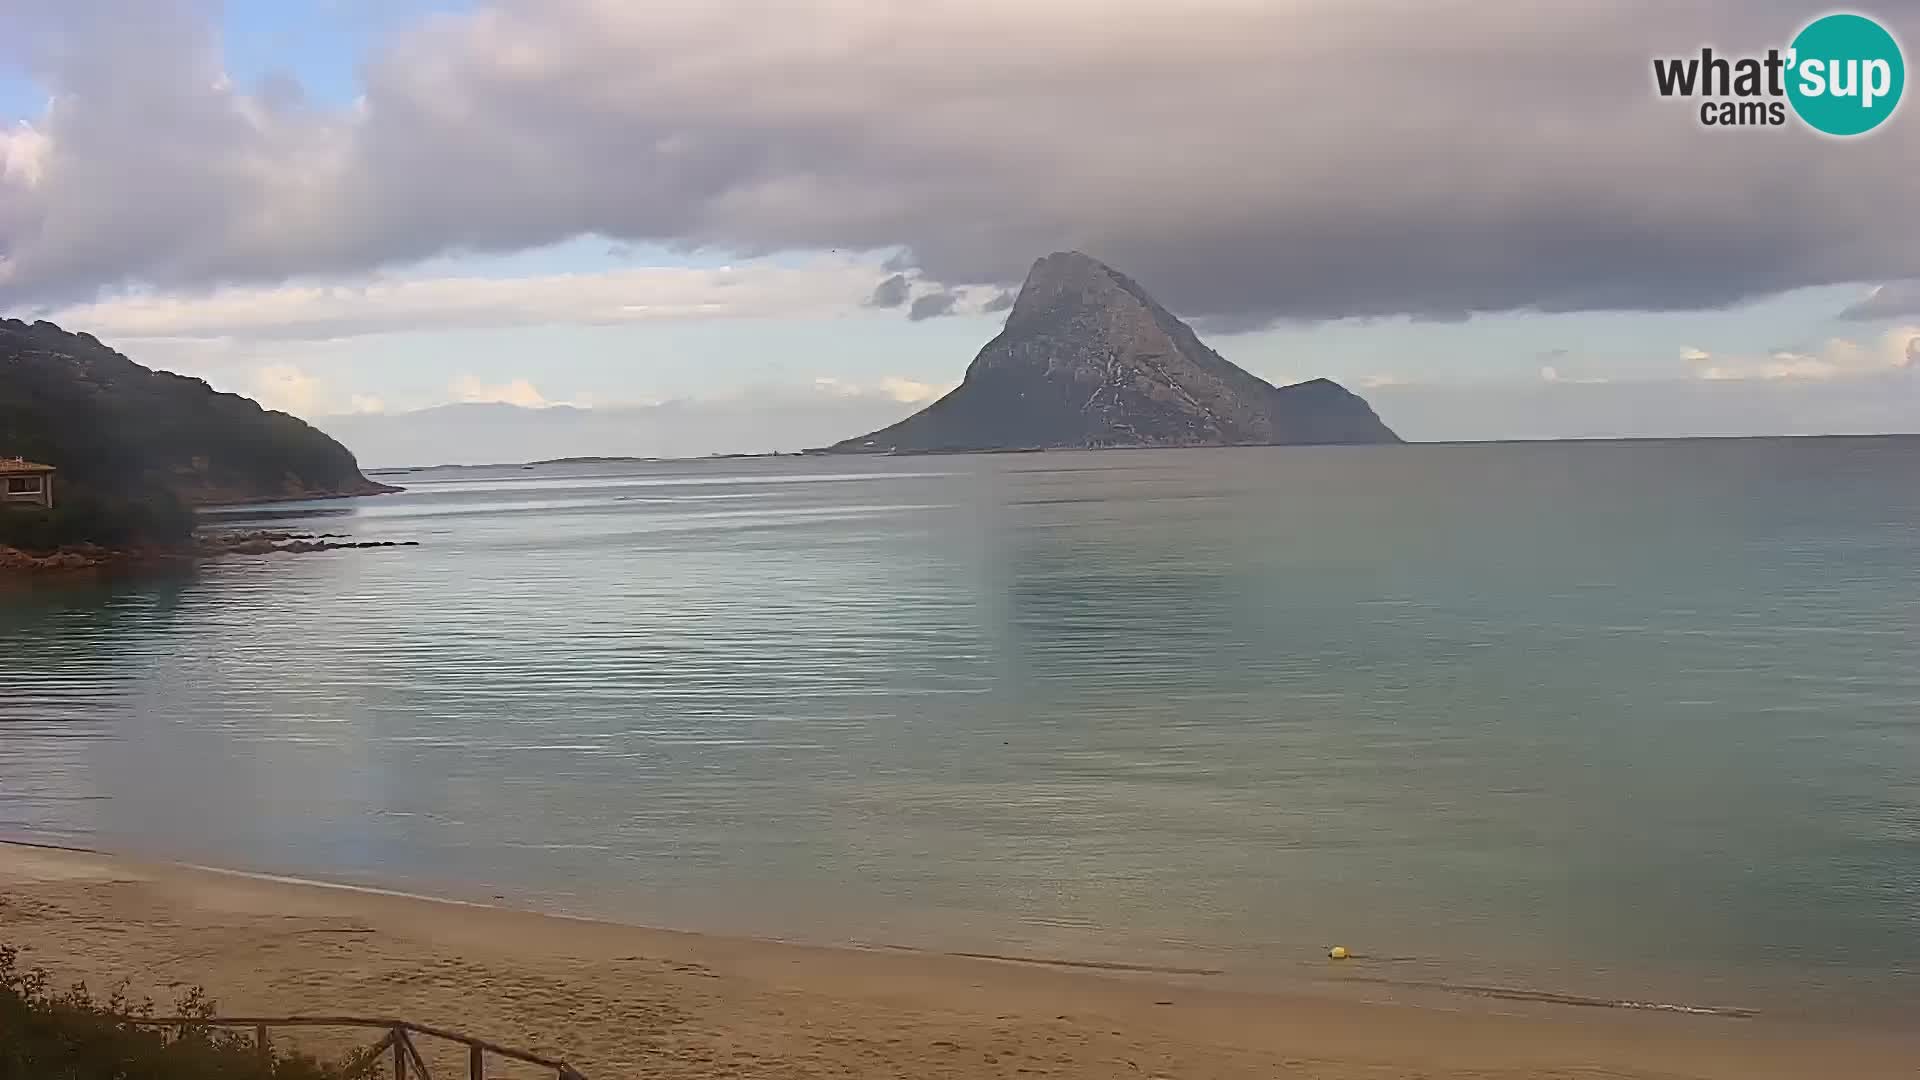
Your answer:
2,0 -> 1917,464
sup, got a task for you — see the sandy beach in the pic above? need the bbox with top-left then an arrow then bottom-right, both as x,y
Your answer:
1,841 -> 1912,1079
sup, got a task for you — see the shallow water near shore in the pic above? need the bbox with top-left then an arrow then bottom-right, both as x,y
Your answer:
3,438 -> 1917,1025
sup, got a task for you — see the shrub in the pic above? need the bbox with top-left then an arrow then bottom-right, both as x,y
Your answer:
0,945 -> 348,1080
0,491 -> 196,552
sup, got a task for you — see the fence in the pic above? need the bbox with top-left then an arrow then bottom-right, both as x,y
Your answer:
118,1015 -> 587,1080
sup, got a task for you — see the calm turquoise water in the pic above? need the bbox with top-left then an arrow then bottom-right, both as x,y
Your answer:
3,439 -> 1917,1021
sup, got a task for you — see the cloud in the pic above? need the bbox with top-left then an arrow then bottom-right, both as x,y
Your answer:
1695,356 -> 1837,382
0,123 -> 50,186
35,260 -> 882,341
907,291 -> 958,321
866,273 -> 910,309
450,375 -> 551,408
1684,328 -> 1918,382
1839,281 -> 1920,321
1369,370 -> 1918,443
6,1 -> 1919,327
1539,359 -> 1610,384
811,375 -> 953,404
981,289 -> 1015,313
248,363 -> 326,415
876,376 -> 949,403
313,381 -> 942,465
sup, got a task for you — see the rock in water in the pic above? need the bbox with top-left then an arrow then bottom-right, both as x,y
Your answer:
827,252 -> 1400,452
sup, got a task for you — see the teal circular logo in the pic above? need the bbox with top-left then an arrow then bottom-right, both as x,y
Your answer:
1787,13 -> 1905,136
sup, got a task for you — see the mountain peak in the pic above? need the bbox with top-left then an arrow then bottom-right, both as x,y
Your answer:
1025,250 -> 1114,286
1006,251 -> 1135,326
826,255 -> 1400,453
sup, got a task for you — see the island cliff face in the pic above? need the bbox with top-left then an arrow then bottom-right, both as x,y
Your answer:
828,252 -> 1400,453
0,318 -> 394,505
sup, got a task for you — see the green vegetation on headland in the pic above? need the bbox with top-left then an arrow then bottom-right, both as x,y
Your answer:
0,944 -> 347,1080
0,495 -> 197,553
0,318 -> 394,556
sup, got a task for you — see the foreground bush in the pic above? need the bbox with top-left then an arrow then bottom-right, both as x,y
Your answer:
0,490 -> 196,553
0,946 -> 347,1080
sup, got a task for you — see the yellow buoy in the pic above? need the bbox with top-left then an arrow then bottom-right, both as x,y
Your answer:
1329,946 -> 1349,960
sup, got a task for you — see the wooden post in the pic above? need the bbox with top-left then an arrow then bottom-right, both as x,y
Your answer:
469,1043 -> 484,1080
401,1031 -> 434,1080
255,1025 -> 271,1066
393,1026 -> 407,1080
348,1031 -> 397,1079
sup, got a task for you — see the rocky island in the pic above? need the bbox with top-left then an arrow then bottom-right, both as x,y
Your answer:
825,252 -> 1399,453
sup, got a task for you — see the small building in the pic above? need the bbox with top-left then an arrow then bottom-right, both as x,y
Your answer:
0,458 -> 56,510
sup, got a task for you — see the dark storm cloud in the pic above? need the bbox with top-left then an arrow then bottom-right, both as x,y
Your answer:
866,273 -> 911,309
907,291 -> 957,321
3,0 -> 1918,325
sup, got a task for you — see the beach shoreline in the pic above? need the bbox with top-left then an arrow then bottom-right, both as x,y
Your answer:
3,840 -> 1912,1079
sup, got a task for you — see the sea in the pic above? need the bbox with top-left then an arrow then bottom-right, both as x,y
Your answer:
2,438 -> 1917,1026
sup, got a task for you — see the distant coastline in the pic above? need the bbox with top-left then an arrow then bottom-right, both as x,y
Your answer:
366,451 -> 808,475
358,430 -> 1920,474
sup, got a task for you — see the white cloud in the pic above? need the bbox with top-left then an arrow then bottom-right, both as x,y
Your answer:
811,375 -> 953,404
876,376 -> 949,404
36,259 -> 886,342
247,363 -> 326,415
1369,371 -> 1918,443
1686,328 -> 1918,382
1839,281 -> 1920,321
232,361 -> 394,418
1695,356 -> 1835,382
1539,364 -> 1609,385
450,375 -> 551,408
0,123 -> 50,187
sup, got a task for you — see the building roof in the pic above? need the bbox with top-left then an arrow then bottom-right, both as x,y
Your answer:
0,457 -> 56,474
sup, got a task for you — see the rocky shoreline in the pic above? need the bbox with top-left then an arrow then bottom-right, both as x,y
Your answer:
186,480 -> 403,506
0,530 -> 419,575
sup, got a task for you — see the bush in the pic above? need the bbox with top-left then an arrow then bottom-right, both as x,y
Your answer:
0,945 -> 348,1080
0,491 -> 196,552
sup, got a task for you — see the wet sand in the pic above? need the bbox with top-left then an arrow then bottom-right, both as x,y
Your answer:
2,841 -> 1912,1079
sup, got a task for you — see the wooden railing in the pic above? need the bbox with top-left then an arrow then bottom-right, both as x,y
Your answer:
119,1016 -> 587,1080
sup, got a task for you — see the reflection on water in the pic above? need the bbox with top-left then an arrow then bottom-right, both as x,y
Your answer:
2,440 -> 1918,1021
